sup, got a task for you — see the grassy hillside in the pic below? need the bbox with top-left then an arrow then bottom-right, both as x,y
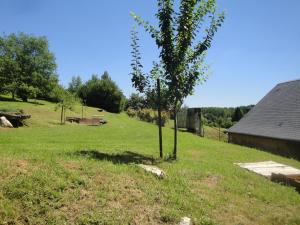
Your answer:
202,126 -> 228,142
0,97 -> 300,225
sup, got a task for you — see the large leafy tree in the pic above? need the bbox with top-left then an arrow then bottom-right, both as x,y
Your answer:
0,33 -> 58,101
131,0 -> 224,159
52,85 -> 76,124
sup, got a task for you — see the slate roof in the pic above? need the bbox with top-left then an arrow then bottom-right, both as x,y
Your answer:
228,79 -> 300,142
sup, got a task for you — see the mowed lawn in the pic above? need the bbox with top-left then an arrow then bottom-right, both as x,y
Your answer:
0,98 -> 300,225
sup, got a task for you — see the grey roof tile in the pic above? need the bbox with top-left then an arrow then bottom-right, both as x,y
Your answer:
228,79 -> 300,142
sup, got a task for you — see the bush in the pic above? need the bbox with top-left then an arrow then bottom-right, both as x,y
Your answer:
126,108 -> 137,118
136,109 -> 152,123
153,111 -> 169,126
125,93 -> 146,110
16,84 -> 39,102
127,108 -> 169,126
78,72 -> 125,113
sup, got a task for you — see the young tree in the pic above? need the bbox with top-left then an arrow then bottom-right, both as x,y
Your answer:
53,86 -> 76,124
130,33 -> 167,158
131,0 -> 224,159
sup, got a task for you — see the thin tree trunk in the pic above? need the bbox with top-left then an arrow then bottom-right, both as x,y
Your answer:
12,92 -> 15,100
173,108 -> 178,160
63,108 -> 66,124
219,124 -> 221,141
157,79 -> 163,158
60,106 -> 64,125
82,105 -> 84,119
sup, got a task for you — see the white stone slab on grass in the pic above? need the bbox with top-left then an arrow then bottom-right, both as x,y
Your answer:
138,164 -> 165,178
236,161 -> 300,177
179,217 -> 192,225
0,116 -> 13,128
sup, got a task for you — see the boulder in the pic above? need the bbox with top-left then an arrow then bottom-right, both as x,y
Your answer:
0,116 -> 13,128
0,111 -> 30,127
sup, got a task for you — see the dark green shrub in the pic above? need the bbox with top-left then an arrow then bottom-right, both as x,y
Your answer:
16,84 -> 39,102
128,108 -> 169,126
125,93 -> 146,110
78,72 -> 125,113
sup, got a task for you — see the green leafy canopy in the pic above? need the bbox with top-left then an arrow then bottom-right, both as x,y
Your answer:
0,33 -> 58,101
130,0 -> 225,109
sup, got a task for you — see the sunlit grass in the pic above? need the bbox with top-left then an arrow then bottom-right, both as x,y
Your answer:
0,96 -> 299,225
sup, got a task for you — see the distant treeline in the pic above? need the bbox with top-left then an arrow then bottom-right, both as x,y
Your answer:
126,94 -> 254,129
0,32 -> 253,117
201,106 -> 254,128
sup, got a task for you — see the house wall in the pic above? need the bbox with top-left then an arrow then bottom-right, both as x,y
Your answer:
228,133 -> 300,160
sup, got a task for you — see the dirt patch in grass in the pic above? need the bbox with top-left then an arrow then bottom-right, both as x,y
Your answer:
107,175 -> 171,225
57,188 -> 97,224
190,174 -> 300,225
131,205 -> 166,225
51,172 -> 167,224
105,175 -> 144,206
0,128 -> 14,131
15,159 -> 28,169
201,175 -> 220,188
190,174 -> 220,194
0,159 -> 30,180
98,174 -> 167,224
62,160 -> 81,171
209,190 -> 300,225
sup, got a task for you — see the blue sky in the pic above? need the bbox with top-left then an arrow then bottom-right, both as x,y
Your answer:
1,0 -> 299,107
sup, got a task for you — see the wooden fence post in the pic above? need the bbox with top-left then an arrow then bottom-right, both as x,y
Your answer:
157,78 -> 163,158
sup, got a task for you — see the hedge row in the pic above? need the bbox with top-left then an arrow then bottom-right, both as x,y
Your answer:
126,108 -> 169,126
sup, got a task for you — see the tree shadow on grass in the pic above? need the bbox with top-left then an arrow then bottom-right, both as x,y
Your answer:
27,100 -> 45,106
0,96 -> 21,102
0,96 -> 45,105
177,128 -> 190,133
75,150 -> 158,165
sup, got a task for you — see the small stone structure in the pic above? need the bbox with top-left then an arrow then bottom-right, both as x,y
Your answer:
66,116 -> 107,126
236,161 -> 300,192
178,108 -> 203,136
0,112 -> 30,127
0,116 -> 13,128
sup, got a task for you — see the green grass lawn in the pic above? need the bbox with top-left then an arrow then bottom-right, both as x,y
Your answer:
202,126 -> 228,142
0,97 -> 300,225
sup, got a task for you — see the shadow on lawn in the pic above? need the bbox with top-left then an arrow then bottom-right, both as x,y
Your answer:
27,100 -> 45,106
75,150 -> 158,165
0,96 -> 44,105
0,96 -> 23,103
